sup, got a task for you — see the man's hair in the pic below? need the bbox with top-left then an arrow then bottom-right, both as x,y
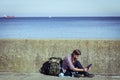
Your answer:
72,49 -> 81,56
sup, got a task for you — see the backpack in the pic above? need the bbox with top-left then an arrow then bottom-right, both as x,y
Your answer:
40,61 -> 50,75
48,57 -> 62,76
41,57 -> 62,76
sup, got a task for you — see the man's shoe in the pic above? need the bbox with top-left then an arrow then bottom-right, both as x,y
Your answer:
74,74 -> 82,78
84,74 -> 95,78
83,72 -> 95,78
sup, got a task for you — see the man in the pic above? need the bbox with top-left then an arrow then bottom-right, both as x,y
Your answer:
62,49 -> 94,78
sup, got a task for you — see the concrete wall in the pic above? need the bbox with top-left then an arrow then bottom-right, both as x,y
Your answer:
0,39 -> 120,74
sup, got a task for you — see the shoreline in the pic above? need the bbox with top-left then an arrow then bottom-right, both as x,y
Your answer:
0,38 -> 120,41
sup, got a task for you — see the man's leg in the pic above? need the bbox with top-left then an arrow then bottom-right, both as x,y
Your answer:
73,60 -> 86,74
64,61 -> 83,77
64,67 -> 73,76
64,70 -> 72,76
73,60 -> 84,69
73,60 -> 94,78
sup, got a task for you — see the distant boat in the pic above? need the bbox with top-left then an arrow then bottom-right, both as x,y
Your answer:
48,16 -> 52,18
3,14 -> 14,18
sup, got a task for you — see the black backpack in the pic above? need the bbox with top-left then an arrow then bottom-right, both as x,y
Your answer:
41,57 -> 62,76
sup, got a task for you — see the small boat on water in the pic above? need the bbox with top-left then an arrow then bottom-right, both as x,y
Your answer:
3,14 -> 14,18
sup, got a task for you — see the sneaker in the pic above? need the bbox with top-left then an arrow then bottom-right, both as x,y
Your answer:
74,74 -> 82,78
83,72 -> 95,78
84,73 -> 95,78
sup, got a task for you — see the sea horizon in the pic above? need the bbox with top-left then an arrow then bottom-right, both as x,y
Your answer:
1,16 -> 120,21
1,16 -> 120,18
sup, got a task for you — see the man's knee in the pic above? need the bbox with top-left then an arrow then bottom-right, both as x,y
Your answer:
74,60 -> 83,68
75,60 -> 80,64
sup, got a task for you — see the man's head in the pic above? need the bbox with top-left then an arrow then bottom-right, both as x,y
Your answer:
71,49 -> 81,60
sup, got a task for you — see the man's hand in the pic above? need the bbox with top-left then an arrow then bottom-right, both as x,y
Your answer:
83,68 -> 88,72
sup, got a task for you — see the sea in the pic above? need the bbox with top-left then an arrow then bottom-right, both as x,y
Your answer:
0,17 -> 120,39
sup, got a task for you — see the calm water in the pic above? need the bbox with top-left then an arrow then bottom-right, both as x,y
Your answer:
0,17 -> 120,39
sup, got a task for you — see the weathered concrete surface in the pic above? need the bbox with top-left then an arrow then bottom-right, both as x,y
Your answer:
0,72 -> 120,80
0,39 -> 120,74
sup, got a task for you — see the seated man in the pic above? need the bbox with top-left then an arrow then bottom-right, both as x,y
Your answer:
62,49 -> 94,78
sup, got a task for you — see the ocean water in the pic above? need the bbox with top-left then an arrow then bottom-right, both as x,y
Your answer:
0,17 -> 120,39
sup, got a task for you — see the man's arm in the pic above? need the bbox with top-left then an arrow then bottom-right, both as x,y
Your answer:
66,55 -> 88,72
72,67 -> 88,72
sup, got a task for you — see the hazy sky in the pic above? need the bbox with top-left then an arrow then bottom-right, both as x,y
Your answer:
0,0 -> 120,17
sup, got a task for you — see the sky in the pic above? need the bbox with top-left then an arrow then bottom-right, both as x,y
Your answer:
0,0 -> 120,17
